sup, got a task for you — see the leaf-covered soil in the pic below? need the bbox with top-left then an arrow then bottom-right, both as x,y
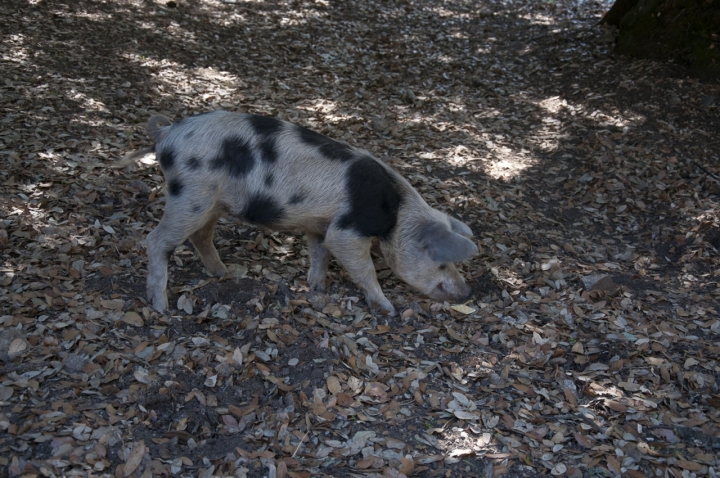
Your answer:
1,0 -> 720,477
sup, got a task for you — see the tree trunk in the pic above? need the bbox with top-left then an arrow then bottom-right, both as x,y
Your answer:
601,0 -> 642,27
601,0 -> 720,80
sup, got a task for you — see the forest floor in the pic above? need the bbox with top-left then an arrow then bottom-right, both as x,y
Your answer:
1,0 -> 720,477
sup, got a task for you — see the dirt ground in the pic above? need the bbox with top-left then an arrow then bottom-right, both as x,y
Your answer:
1,0 -> 719,477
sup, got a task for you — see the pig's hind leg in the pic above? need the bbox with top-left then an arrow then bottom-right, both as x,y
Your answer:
323,227 -> 395,315
189,216 -> 228,277
307,233 -> 331,290
146,201 -> 219,313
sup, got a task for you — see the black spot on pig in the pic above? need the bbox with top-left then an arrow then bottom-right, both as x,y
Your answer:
338,157 -> 402,240
258,137 -> 278,163
192,204 -> 202,214
186,157 -> 201,170
159,148 -> 175,170
297,126 -> 354,161
288,192 -> 306,205
297,126 -> 326,146
244,194 -> 285,226
264,173 -> 274,187
168,179 -> 183,196
248,115 -> 283,137
211,136 -> 254,178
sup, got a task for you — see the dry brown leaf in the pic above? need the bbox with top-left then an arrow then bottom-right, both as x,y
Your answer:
450,304 -> 476,315
367,325 -> 392,335
7,338 -> 27,357
100,299 -> 124,310
618,381 -> 641,392
356,456 -> 377,469
276,459 -> 288,478
122,441 -> 146,477
574,432 -> 593,449
399,457 -> 415,476
326,376 -> 342,395
605,400 -> 628,412
122,311 -> 144,327
676,460 -> 703,471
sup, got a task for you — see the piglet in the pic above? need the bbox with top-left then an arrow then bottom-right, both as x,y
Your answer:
123,111 -> 477,314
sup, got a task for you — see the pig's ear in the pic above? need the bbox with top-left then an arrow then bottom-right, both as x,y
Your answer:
417,223 -> 478,263
147,115 -> 173,141
448,216 -> 474,238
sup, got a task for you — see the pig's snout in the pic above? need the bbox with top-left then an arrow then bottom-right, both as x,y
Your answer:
427,277 -> 473,302
456,281 -> 473,301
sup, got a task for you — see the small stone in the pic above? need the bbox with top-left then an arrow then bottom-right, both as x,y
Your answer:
401,89 -> 417,105
64,353 -> 87,374
306,291 -> 328,310
0,329 -> 28,362
371,116 -> 388,132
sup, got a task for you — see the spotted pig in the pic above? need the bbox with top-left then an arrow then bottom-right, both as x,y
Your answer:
126,111 -> 477,314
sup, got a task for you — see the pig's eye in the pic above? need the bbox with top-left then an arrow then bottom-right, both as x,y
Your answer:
438,264 -> 448,271
435,283 -> 446,293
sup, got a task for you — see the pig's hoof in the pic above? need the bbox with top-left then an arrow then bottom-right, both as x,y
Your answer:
371,299 -> 396,316
371,306 -> 396,317
153,298 -> 168,313
207,264 -> 228,277
203,262 -> 228,277
307,275 -> 326,291
147,290 -> 168,313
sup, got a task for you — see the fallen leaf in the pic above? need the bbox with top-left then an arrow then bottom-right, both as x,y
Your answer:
326,376 -> 342,395
8,338 -> 27,357
399,457 -> 415,476
450,304 -> 476,315
123,311 -> 144,327
177,294 -> 193,314
574,432 -> 593,449
123,441 -> 147,477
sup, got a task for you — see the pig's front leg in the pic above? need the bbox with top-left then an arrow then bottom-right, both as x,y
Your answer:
189,216 -> 228,277
307,233 -> 331,290
324,227 -> 396,315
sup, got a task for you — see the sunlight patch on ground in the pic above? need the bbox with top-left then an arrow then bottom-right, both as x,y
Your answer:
536,95 -> 646,130
529,95 -> 647,152
120,52 -> 184,71
66,90 -> 110,115
519,13 -> 557,25
296,99 -> 339,116
294,99 -> 369,129
416,143 -> 536,180
279,10 -> 323,26
3,34 -> 29,63
484,155 -> 536,180
193,66 -> 238,84
423,5 -> 474,21
120,52 -> 241,110
537,96 -> 569,114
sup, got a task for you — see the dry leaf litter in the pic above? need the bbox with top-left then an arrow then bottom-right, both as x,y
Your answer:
1,0 -> 719,477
